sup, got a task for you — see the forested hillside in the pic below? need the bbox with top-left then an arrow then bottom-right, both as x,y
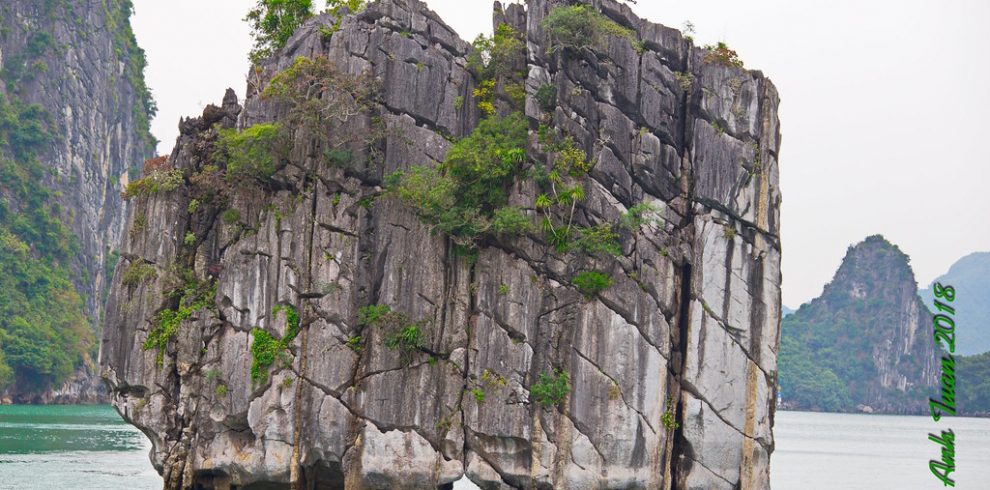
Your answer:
0,0 -> 155,402
780,236 -> 990,416
779,236 -> 937,413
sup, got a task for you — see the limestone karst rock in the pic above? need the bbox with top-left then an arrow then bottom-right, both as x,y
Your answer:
780,235 -> 938,414
0,0 -> 155,403
101,0 -> 782,488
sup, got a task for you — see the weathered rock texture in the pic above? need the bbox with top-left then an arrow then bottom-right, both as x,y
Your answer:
0,0 -> 155,402
102,0 -> 782,488
780,235 -> 938,414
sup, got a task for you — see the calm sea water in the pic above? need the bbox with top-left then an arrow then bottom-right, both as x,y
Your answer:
0,405 -> 161,490
773,410 -> 990,489
1,406 -> 987,489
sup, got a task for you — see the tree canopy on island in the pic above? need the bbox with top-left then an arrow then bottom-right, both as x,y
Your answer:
246,0 -> 367,62
246,0 -> 315,62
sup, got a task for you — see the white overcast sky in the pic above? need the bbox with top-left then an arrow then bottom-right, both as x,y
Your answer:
131,0 -> 990,308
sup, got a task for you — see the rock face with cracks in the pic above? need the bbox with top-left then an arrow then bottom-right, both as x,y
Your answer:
101,0 -> 782,488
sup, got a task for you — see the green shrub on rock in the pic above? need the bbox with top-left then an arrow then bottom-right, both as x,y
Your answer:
143,277 -> 216,366
357,304 -> 429,360
492,206 -> 533,235
250,328 -> 283,383
358,305 -> 394,327
466,23 -> 526,115
246,0 -> 316,63
542,5 -> 636,52
620,202 -> 659,230
221,208 -> 241,225
262,55 -> 378,168
387,166 -> 456,225
215,123 -> 285,183
122,168 -> 183,199
325,0 -> 366,16
467,23 -> 525,81
388,113 -> 530,245
575,223 -> 621,256
250,304 -> 300,384
703,42 -> 744,68
472,387 -> 486,404
661,396 -> 679,430
121,260 -> 157,287
384,323 -> 426,352
531,369 -> 571,407
572,270 -> 612,297
535,84 -> 557,112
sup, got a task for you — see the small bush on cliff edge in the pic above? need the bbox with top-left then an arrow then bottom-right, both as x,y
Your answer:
466,23 -> 526,116
575,223 -> 621,256
467,23 -> 525,81
535,84 -> 557,112
122,167 -> 183,199
325,0 -> 366,16
321,0 -> 368,37
703,42 -> 744,68
214,123 -> 286,183
384,323 -> 426,352
121,260 -> 157,287
250,328 -> 284,383
572,270 -> 612,297
357,304 -> 392,327
542,5 -> 636,52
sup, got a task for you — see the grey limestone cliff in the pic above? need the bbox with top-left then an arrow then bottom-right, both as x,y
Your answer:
101,0 -> 782,488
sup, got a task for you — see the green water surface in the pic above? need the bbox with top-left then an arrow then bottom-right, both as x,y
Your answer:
0,404 -> 161,489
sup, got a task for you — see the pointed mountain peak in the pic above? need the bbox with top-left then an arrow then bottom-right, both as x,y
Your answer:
820,234 -> 918,306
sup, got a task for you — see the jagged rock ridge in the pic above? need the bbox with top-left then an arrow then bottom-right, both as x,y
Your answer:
101,0 -> 782,488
